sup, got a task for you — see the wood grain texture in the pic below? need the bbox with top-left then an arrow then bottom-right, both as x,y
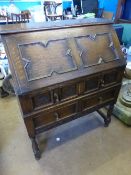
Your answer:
0,19 -> 126,159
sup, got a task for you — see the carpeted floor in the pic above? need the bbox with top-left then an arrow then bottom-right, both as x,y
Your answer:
0,96 -> 131,175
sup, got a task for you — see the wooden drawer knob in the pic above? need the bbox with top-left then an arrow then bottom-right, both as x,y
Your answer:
54,93 -> 59,103
99,96 -> 103,103
100,79 -> 105,88
54,112 -> 60,121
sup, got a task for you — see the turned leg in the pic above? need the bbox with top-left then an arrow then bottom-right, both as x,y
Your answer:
104,103 -> 114,127
31,137 -> 41,160
24,117 -> 41,160
97,103 -> 115,127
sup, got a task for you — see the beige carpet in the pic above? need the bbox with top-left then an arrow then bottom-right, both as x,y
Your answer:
0,96 -> 131,175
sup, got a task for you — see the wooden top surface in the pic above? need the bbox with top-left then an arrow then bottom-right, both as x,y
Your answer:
0,18 -> 113,34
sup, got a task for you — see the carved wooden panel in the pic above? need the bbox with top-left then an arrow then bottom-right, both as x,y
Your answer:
84,75 -> 100,93
32,91 -> 53,110
18,39 -> 77,81
103,70 -> 119,86
60,83 -> 77,101
18,33 -> 119,83
75,33 -> 119,67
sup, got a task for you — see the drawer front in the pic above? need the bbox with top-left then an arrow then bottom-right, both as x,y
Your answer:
82,94 -> 100,111
102,69 -> 123,87
82,88 -> 117,111
33,102 -> 77,127
60,83 -> 78,101
84,75 -> 100,93
83,69 -> 123,95
19,69 -> 123,114
29,82 -> 78,112
31,90 -> 53,110
82,69 -> 123,95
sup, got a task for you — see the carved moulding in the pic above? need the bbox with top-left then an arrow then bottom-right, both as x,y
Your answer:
18,39 -> 77,82
75,32 -> 119,68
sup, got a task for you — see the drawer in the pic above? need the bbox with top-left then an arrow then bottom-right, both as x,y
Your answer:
101,69 -> 123,88
82,88 -> 117,111
33,102 -> 78,127
84,74 -> 100,93
31,90 -> 53,110
19,69 -> 122,114
60,83 -> 78,101
19,90 -> 54,114
30,82 -> 78,111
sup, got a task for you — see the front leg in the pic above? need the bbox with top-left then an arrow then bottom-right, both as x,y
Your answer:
31,137 -> 41,160
97,103 -> 115,127
104,103 -> 114,127
24,117 -> 41,159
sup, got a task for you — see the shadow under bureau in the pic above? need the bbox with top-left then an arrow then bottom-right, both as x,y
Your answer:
0,18 -> 126,159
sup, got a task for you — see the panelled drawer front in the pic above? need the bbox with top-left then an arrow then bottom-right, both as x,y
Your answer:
82,94 -> 99,111
99,89 -> 116,103
102,69 -> 123,87
26,69 -> 122,113
84,75 -> 100,93
82,88 -> 116,111
33,102 -> 77,127
31,90 -> 53,110
30,82 -> 78,111
60,83 -> 77,101
83,69 -> 122,95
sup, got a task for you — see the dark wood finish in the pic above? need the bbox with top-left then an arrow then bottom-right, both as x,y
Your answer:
31,137 -> 41,160
0,19 -> 126,159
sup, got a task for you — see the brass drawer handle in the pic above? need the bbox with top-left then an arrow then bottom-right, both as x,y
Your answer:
54,93 -> 59,103
54,112 -> 60,121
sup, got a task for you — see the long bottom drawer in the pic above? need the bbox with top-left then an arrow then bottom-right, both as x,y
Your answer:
33,102 -> 78,128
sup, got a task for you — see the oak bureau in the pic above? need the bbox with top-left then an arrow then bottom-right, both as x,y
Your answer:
0,18 -> 126,159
